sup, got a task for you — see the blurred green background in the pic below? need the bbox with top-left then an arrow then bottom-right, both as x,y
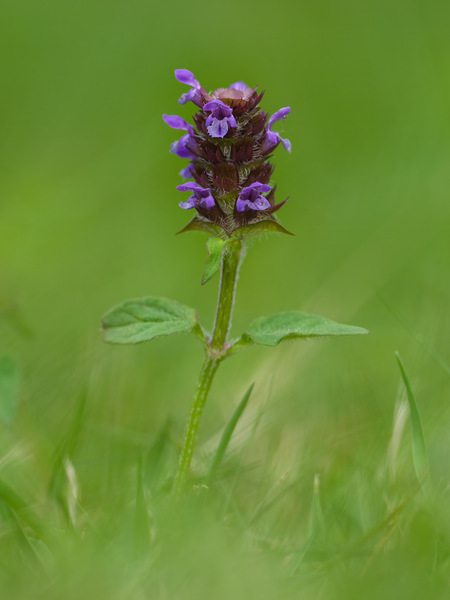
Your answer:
1,0 -> 449,598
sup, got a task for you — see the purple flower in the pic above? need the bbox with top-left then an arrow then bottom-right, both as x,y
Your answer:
177,182 -> 215,210
175,69 -> 202,105
170,134 -> 195,159
179,163 -> 195,180
163,114 -> 195,136
236,182 -> 272,212
262,107 -> 291,153
203,100 -> 237,138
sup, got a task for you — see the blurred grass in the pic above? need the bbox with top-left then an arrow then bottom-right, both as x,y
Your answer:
1,0 -> 450,597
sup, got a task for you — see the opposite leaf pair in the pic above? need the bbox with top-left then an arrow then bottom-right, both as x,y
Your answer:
102,296 -> 368,348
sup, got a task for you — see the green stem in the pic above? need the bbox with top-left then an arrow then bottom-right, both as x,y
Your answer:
211,240 -> 243,350
171,240 -> 243,499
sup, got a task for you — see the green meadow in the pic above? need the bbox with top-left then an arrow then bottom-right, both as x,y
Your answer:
1,0 -> 449,597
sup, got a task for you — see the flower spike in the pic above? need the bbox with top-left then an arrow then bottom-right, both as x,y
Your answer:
165,69 -> 291,235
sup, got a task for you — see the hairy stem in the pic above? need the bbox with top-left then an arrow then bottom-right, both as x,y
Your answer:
171,240 -> 243,499
211,240 -> 243,350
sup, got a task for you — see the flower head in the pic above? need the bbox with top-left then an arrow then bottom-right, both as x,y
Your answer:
163,70 -> 292,236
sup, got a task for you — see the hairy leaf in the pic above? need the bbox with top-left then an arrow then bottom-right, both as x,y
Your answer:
102,297 -> 198,344
233,219 -> 294,239
243,311 -> 369,347
176,217 -> 224,237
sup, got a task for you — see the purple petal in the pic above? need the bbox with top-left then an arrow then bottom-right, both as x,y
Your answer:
179,164 -> 194,179
177,182 -> 204,192
163,114 -> 195,135
178,88 -> 197,105
200,193 -> 215,208
170,134 -> 195,159
248,197 -> 270,211
175,69 -> 199,88
268,106 -> 291,128
243,182 -> 272,194
179,196 -> 197,210
236,197 -> 248,212
203,99 -> 232,115
229,81 -> 249,91
266,129 -> 280,146
281,137 -> 291,152
207,118 -> 229,138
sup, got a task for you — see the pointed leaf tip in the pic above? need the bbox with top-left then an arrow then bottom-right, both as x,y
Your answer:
233,219 -> 294,239
243,311 -> 369,347
176,217 -> 224,237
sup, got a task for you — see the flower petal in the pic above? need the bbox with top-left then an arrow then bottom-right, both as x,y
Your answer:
170,134 -> 195,159
179,196 -> 197,210
248,197 -> 270,211
229,81 -> 250,91
179,164 -> 194,179
177,182 -> 204,192
281,137 -> 291,152
243,182 -> 272,194
268,106 -> 291,128
163,114 -> 195,135
207,118 -> 229,138
236,197 -> 248,212
200,192 -> 216,208
203,99 -> 232,116
175,69 -> 199,88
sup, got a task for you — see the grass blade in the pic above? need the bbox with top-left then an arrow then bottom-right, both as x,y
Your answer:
395,352 -> 432,497
206,383 -> 253,486
133,451 -> 151,558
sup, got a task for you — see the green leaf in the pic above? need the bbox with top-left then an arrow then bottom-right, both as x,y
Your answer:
102,297 -> 198,344
0,356 -> 20,423
242,311 -> 369,347
202,237 -> 227,285
395,352 -> 432,496
176,217 -> 224,237
233,219 -> 294,239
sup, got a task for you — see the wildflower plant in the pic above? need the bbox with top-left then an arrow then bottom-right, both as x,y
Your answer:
101,70 -> 368,499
